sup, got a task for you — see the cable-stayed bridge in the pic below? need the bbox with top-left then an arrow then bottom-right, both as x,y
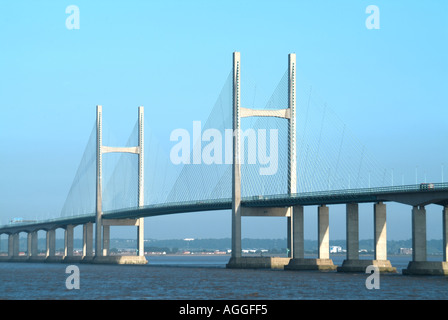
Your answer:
1,52 -> 447,275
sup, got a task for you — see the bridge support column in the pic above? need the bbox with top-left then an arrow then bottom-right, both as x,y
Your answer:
64,225 -> 81,263
339,202 -> 395,273
7,234 -> 13,258
374,202 -> 388,260
0,234 -> 3,255
28,231 -> 43,262
339,204 -> 366,272
318,205 -> 330,260
372,202 -> 395,272
137,218 -> 144,257
287,217 -> 292,257
403,206 -> 448,275
0,234 -> 9,261
30,231 -> 38,257
64,225 -> 74,257
338,203 -> 364,272
346,203 -> 359,260
286,205 -> 336,271
291,205 -> 304,259
92,219 -> 147,264
7,233 -> 24,262
227,207 -> 291,269
412,205 -> 426,262
102,225 -> 110,256
12,233 -> 19,257
27,232 -> 32,257
45,229 -> 58,262
444,206 -> 448,262
6,233 -> 21,261
83,222 -> 94,260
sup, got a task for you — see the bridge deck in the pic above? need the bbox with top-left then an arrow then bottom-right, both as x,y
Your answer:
1,183 -> 448,234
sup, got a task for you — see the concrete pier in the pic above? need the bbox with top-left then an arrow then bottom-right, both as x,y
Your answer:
0,224 -> 145,264
412,205 -> 426,262
102,225 -> 110,256
7,234 -> 13,258
64,225 -> 74,257
137,218 -> 145,257
9,234 -> 15,259
12,233 -> 19,257
403,206 -> 448,275
44,229 -> 63,262
27,231 -> 45,262
374,202 -> 387,260
30,231 -> 38,257
338,202 -> 395,273
28,256 -> 47,262
8,233 -> 29,262
286,205 -> 337,271
92,255 -> 148,265
0,223 -> 147,264
370,202 -> 395,272
83,222 -> 94,259
285,258 -> 338,271
338,203 -> 363,272
403,261 -> 448,275
226,257 -> 290,270
46,229 -> 55,257
292,205 -> 304,259
444,206 -> 448,262
346,203 -> 359,261
318,205 -> 330,260
27,233 -> 32,257
403,205 -> 426,275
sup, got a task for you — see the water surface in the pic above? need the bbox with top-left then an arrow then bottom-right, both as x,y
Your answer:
1,255 -> 447,300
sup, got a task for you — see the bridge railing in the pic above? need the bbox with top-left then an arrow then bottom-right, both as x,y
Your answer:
247,182 -> 448,202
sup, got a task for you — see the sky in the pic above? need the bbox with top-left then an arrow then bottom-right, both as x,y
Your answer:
0,1 -> 447,242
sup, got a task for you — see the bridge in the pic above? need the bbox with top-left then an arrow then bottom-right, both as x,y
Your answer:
1,52 -> 447,275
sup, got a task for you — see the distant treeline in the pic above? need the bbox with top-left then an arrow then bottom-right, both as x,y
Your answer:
0,238 -> 445,255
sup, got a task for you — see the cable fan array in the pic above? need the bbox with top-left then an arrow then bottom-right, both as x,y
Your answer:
60,68 -> 389,218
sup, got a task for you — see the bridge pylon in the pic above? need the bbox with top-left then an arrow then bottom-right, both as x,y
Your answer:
93,105 -> 147,264
227,52 -> 297,269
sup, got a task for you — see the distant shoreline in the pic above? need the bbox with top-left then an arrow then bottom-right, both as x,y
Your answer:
1,237 -> 446,256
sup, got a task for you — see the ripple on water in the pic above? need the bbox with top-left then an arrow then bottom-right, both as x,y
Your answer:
0,257 -> 447,300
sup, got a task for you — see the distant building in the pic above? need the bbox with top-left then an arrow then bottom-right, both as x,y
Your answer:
242,249 -> 257,253
330,246 -> 342,253
399,248 -> 412,255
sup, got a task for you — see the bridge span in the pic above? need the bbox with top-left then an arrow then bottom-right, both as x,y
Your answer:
1,183 -> 448,275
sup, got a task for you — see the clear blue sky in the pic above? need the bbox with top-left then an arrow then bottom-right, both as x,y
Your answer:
0,1 -> 447,241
